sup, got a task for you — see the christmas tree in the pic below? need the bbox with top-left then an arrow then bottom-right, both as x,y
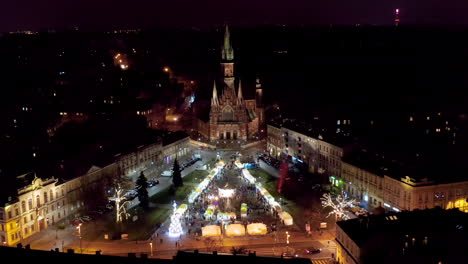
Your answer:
168,201 -> 183,237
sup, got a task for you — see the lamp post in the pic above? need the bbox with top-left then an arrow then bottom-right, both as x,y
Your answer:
76,223 -> 82,253
285,231 -> 291,254
149,242 -> 153,257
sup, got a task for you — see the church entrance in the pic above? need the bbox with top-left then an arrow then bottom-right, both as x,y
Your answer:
219,132 -> 224,140
226,132 -> 231,140
233,132 -> 237,140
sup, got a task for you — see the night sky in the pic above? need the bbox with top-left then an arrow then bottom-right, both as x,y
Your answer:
2,0 -> 468,31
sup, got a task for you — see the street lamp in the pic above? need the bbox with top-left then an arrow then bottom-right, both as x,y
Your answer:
76,223 -> 82,253
285,231 -> 291,254
149,242 -> 153,257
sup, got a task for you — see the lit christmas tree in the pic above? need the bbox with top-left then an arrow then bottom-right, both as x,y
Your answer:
168,201 -> 183,237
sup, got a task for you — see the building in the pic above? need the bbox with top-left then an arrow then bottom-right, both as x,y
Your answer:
0,132 -> 191,246
335,208 -> 468,264
114,132 -> 191,177
267,122 -> 346,178
267,124 -> 282,159
0,173 -> 68,246
0,245 -> 172,264
196,26 -> 263,145
174,250 -> 312,264
337,147 -> 468,213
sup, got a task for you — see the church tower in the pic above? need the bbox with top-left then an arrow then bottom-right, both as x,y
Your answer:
255,76 -> 263,107
221,25 -> 235,92
204,25 -> 262,144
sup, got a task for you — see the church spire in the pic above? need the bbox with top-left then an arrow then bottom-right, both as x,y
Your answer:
211,80 -> 219,106
221,25 -> 234,61
237,79 -> 243,104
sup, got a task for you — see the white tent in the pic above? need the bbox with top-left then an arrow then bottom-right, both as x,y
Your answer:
279,211 -> 293,226
247,223 -> 268,235
202,225 -> 222,237
225,224 -> 246,237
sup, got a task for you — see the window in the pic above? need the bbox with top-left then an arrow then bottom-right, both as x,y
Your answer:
28,199 -> 32,210
36,195 -> 41,207
61,189 -> 64,197
15,207 -> 19,216
8,211 -> 12,219
22,201 -> 26,213
44,192 -> 48,203
50,190 -> 54,201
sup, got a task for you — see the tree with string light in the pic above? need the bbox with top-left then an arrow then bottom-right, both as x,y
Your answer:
321,192 -> 356,221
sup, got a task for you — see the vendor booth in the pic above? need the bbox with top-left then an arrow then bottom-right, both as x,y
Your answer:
225,224 -> 246,237
202,225 -> 222,237
247,223 -> 268,235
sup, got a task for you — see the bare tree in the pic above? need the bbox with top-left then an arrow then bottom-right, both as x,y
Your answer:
321,192 -> 356,221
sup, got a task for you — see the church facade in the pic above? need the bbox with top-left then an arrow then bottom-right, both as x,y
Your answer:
197,26 -> 264,144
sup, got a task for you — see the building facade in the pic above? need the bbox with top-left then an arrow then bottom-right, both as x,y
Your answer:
267,124 -> 282,159
340,161 -> 468,213
114,136 -> 191,176
267,124 -> 344,177
0,175 -> 68,246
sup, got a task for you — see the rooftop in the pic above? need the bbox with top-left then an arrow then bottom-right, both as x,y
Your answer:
174,251 -> 312,264
269,119 -> 354,148
343,146 -> 468,185
336,208 -> 468,263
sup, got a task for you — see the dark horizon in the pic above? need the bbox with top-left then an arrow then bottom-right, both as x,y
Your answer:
2,0 -> 468,32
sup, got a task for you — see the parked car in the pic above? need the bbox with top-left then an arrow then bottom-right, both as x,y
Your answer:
161,170 -> 172,177
81,215 -> 91,222
70,219 -> 83,226
124,190 -> 138,200
148,180 -> 159,187
305,248 -> 322,254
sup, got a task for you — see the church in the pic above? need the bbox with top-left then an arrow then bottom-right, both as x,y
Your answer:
196,26 -> 264,144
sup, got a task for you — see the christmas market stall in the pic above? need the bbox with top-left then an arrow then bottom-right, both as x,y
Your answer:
225,224 -> 246,237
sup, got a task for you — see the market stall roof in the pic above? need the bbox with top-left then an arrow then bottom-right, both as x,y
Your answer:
202,225 -> 222,237
225,224 -> 246,237
247,223 -> 268,235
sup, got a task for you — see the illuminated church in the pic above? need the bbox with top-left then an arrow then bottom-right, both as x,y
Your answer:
196,26 -> 264,143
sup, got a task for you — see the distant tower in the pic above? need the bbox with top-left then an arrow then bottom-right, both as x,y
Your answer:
255,76 -> 263,107
221,25 -> 235,91
394,9 -> 400,26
